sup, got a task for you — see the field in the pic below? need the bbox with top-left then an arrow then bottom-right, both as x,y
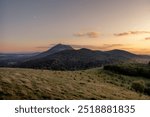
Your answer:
0,67 -> 150,100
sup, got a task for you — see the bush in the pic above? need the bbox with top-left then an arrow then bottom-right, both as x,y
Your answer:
144,87 -> 150,96
144,82 -> 150,96
104,64 -> 150,78
145,82 -> 150,87
131,80 -> 145,93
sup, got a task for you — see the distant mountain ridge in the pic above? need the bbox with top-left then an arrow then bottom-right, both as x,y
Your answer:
27,44 -> 74,60
105,49 -> 138,59
0,44 -> 149,69
15,44 -> 150,70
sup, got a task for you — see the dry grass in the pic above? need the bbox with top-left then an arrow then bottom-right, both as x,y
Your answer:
0,68 -> 150,100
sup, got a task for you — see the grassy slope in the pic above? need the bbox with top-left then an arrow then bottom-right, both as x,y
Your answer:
0,68 -> 150,100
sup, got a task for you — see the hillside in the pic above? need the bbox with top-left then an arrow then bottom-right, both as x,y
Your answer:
104,63 -> 150,78
27,44 -> 74,60
16,44 -> 150,70
18,48 -> 112,70
1,44 -> 150,70
0,68 -> 150,99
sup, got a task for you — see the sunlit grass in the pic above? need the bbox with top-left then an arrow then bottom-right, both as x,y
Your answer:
0,67 -> 150,99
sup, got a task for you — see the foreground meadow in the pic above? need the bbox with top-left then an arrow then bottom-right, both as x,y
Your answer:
0,68 -> 150,99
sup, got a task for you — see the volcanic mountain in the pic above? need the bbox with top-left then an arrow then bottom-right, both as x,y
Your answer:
17,44 -> 149,70
27,44 -> 74,60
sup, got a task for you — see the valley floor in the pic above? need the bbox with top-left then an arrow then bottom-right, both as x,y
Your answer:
0,68 -> 150,99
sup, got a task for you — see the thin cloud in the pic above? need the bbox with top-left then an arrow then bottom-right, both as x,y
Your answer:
86,32 -> 100,38
35,44 -> 150,55
71,44 -> 99,49
34,43 -> 150,55
71,44 -> 124,50
145,37 -> 150,40
114,31 -> 150,36
36,44 -> 55,49
101,44 -> 123,49
36,43 -> 124,50
74,31 -> 100,38
36,46 -> 49,49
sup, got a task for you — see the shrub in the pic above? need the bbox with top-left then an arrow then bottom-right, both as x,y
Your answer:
144,87 -> 150,96
146,82 -> 150,87
131,80 -> 145,93
104,64 -> 150,78
144,82 -> 150,96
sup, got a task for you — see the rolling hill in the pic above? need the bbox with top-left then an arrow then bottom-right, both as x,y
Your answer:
0,44 -> 150,70
0,67 -> 150,99
27,44 -> 74,60
17,44 -> 150,70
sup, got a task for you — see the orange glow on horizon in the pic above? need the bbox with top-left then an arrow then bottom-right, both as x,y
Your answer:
1,43 -> 149,55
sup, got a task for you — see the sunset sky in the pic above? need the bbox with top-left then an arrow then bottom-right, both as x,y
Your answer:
0,0 -> 150,54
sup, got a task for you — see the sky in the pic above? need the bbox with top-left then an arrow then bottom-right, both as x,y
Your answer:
0,0 -> 150,54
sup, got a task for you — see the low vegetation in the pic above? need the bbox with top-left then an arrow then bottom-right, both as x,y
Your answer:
130,80 -> 150,96
104,63 -> 150,96
131,80 -> 145,93
0,67 -> 150,99
104,63 -> 150,78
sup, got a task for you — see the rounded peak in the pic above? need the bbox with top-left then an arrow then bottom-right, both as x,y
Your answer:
51,44 -> 73,49
109,49 -> 133,54
46,44 -> 74,54
54,43 -> 63,47
79,48 -> 91,51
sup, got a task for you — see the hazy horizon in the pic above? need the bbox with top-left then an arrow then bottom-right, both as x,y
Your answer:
0,43 -> 150,56
0,0 -> 150,54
